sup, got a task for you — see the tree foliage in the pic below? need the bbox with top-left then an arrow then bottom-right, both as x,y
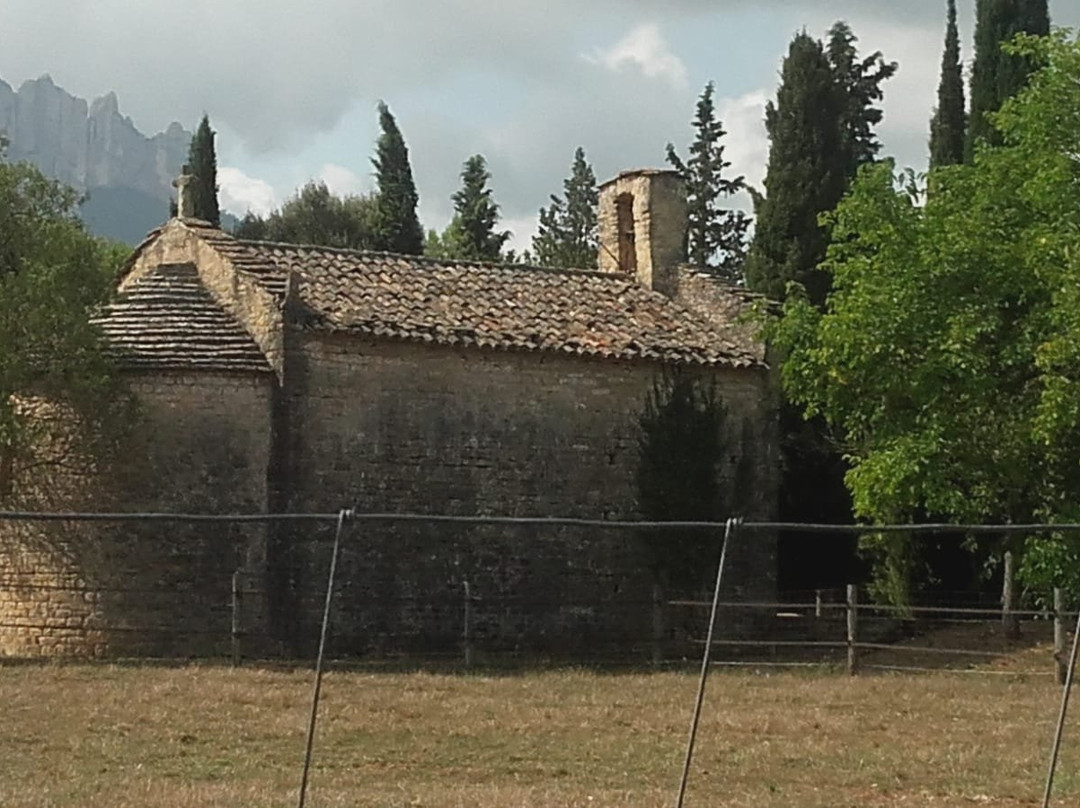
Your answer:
427,154 -> 510,262
746,33 -> 843,307
826,22 -> 898,179
930,0 -> 967,170
746,26 -> 894,307
0,152 -> 129,496
771,32 -> 1080,602
666,82 -> 751,281
371,102 -> 424,255
531,147 -> 598,269
186,114 -> 220,226
636,369 -> 727,594
233,181 -> 378,249
967,0 -> 1050,157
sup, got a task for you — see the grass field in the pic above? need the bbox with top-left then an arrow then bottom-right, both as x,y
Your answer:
1,660 -> 1077,807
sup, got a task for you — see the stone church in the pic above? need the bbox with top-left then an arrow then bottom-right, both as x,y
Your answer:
0,168 -> 778,658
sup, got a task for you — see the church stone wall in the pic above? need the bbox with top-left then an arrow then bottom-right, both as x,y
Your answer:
673,267 -> 768,364
276,334 -> 777,656
0,372 -> 272,658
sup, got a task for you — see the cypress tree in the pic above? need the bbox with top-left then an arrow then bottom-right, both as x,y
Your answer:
665,82 -> 751,282
372,102 -> 424,254
636,369 -> 727,597
745,33 -> 846,307
532,147 -> 599,269
747,25 -> 894,307
750,25 -> 895,601
930,0 -> 967,170
967,0 -> 1049,157
826,22 -> 898,180
187,115 -> 220,226
433,154 -> 510,262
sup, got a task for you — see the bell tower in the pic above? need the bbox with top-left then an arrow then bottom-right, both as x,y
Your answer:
597,169 -> 687,296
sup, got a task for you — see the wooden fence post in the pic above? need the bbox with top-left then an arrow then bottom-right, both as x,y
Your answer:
1003,550 -> 1020,639
1055,588 -> 1068,686
231,569 -> 241,668
463,581 -> 473,669
652,582 -> 665,666
815,589 -> 823,619
846,584 -> 858,676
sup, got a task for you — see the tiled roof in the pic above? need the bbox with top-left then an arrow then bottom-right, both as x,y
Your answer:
94,262 -> 272,373
178,223 -> 762,369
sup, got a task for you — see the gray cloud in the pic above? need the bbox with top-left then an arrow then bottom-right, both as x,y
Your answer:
408,50 -> 695,227
12,0 -> 1068,152
1,1 -> 671,152
1,0 -> 1076,232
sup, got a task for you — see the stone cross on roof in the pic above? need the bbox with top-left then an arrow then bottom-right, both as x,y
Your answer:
172,164 -> 195,219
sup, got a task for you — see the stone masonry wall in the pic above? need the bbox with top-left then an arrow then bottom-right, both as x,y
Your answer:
0,372 -> 273,658
277,335 -> 778,657
673,267 -> 768,364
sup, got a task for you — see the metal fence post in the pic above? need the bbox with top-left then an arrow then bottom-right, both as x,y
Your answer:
1042,594 -> 1080,807
231,569 -> 241,668
675,517 -> 739,808
298,509 -> 351,808
1054,588 -> 1067,686
463,581 -> 473,669
846,584 -> 858,676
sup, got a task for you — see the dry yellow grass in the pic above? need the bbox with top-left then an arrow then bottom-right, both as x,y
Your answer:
0,661 -> 1077,807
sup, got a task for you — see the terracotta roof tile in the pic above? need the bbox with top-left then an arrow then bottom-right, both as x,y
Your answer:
179,223 -> 762,369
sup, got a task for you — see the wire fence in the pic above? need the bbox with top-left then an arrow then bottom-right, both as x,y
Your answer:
4,510 -> 1080,808
0,510 -> 1076,677
3,580 -> 1066,672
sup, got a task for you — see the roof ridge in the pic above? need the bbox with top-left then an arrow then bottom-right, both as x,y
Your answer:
232,236 -> 621,281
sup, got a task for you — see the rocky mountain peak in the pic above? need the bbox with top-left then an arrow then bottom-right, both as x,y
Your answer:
0,75 -> 194,243
89,90 -> 120,119
19,73 -> 57,90
0,74 -> 190,200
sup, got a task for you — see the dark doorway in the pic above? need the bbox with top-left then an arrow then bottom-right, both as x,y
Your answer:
616,193 -> 636,274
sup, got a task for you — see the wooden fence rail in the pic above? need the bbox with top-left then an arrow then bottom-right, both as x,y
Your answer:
223,580 -> 1080,677
668,585 -> 1077,683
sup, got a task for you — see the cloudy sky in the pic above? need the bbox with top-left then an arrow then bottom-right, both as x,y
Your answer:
2,1 -> 1077,250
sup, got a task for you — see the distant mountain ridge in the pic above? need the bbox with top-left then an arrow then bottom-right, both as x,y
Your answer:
0,75 -> 191,244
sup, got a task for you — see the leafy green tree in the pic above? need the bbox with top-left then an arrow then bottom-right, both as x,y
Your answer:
233,211 -> 268,240
233,181 -> 377,249
930,0 -> 967,169
636,369 -> 727,597
371,102 -> 423,255
186,114 -> 220,226
967,0 -> 1049,157
423,227 -> 454,259
772,32 -> 1080,602
502,247 -> 534,265
429,154 -> 510,262
532,147 -> 598,269
0,152 -> 129,497
665,83 -> 750,281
